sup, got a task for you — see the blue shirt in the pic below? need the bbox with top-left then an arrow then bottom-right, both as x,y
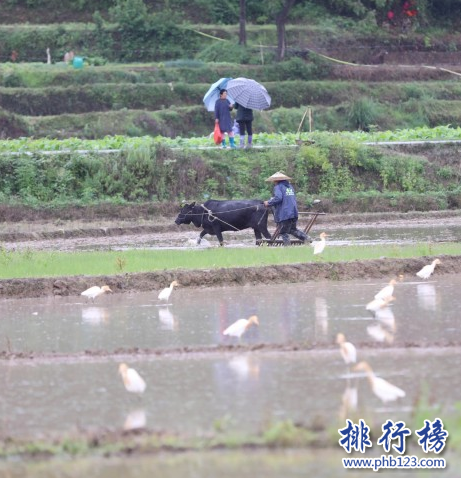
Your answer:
267,180 -> 299,223
214,98 -> 233,133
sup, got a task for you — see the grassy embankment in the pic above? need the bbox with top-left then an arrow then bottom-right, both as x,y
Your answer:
2,393 -> 461,459
1,129 -> 461,212
0,242 -> 458,279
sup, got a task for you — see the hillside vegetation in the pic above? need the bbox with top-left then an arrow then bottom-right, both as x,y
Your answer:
2,1 -> 461,215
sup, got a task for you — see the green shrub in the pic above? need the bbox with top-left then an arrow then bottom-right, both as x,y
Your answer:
347,96 -> 379,131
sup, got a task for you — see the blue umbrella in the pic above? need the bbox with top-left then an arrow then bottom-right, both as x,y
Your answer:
203,77 -> 234,112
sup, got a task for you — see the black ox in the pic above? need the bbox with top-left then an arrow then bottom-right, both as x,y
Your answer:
175,199 -> 271,246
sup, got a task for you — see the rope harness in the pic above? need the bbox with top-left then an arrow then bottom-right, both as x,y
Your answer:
199,203 -> 268,231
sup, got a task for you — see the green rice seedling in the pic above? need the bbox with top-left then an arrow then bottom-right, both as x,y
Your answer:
0,243 -> 460,280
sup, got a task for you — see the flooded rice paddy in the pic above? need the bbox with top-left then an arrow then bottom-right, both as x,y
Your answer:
3,221 -> 461,252
1,273 -> 461,476
4,448 -> 461,478
1,275 -> 460,353
1,348 -> 461,438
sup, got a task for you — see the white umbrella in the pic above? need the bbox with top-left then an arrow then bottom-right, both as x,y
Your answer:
202,77 -> 234,111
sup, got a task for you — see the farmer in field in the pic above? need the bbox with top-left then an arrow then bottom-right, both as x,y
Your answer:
263,171 -> 312,246
214,89 -> 236,149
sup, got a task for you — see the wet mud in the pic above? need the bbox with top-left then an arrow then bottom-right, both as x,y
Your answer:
0,254 -> 460,300
1,210 -> 461,300
2,341 -> 461,363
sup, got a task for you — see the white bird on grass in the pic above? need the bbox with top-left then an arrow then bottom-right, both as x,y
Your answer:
118,363 -> 146,394
336,333 -> 357,365
354,361 -> 405,403
81,285 -> 113,303
416,259 -> 441,279
374,279 -> 397,301
313,232 -> 328,255
158,280 -> 179,302
223,315 -> 259,340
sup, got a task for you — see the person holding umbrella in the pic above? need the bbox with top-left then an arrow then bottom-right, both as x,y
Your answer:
235,102 -> 253,149
263,171 -> 313,246
215,89 -> 236,149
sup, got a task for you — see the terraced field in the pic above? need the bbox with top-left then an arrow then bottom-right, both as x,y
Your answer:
3,25 -> 461,140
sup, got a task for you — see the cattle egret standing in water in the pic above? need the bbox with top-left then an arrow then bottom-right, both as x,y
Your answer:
223,315 -> 259,340
313,232 -> 327,255
354,361 -> 405,403
336,333 -> 357,365
416,259 -> 441,279
374,279 -> 397,301
158,280 -> 179,302
81,285 -> 113,303
118,363 -> 146,394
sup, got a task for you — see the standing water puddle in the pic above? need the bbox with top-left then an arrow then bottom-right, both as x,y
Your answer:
1,349 -> 461,438
0,275 -> 460,353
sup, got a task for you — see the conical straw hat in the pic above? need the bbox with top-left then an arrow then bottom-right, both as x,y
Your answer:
265,171 -> 292,182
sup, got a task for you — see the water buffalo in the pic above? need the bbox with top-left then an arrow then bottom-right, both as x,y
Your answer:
175,199 -> 271,246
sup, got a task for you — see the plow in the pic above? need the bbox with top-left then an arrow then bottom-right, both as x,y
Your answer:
256,210 -> 326,247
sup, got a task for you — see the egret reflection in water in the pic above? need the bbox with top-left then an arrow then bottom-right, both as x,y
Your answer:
367,323 -> 394,343
81,307 -> 110,325
227,355 -> 260,381
315,297 -> 329,337
158,307 -> 177,331
123,409 -> 147,431
417,283 -> 438,311
375,306 -> 396,332
339,383 -> 358,421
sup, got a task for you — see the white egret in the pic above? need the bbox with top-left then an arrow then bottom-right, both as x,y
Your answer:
374,279 -> 397,301
313,232 -> 327,255
416,259 -> 441,279
118,363 -> 146,394
354,361 -> 405,403
158,280 -> 179,302
223,315 -> 259,339
336,333 -> 357,364
81,285 -> 113,303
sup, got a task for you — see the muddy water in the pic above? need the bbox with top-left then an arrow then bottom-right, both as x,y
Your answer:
1,348 -> 461,439
1,275 -> 460,353
326,223 -> 461,245
3,222 -> 461,252
3,449 -> 461,478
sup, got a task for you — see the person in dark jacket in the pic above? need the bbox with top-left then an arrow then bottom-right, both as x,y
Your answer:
214,89 -> 236,149
235,102 -> 254,149
263,171 -> 312,246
